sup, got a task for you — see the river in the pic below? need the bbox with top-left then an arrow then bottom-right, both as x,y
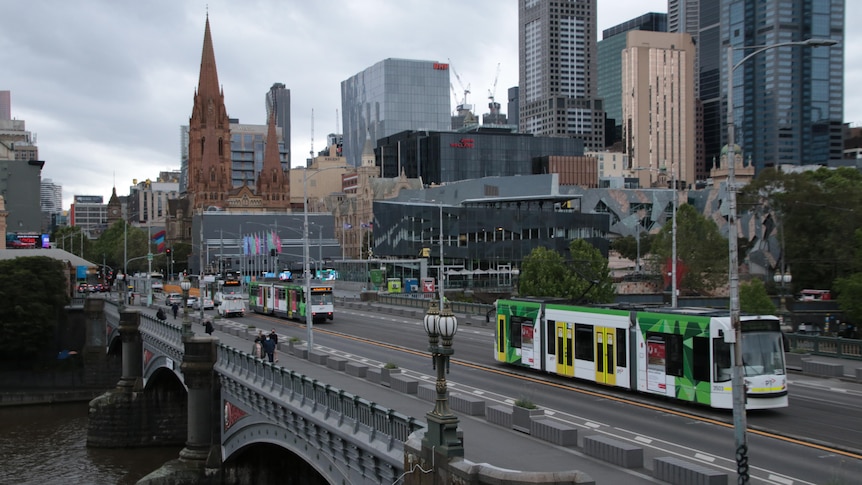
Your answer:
0,402 -> 181,485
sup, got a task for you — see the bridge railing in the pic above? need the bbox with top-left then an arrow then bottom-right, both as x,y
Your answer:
216,345 -> 423,449
785,333 -> 862,360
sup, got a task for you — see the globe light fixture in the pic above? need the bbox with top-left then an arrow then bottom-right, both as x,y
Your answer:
421,299 -> 462,458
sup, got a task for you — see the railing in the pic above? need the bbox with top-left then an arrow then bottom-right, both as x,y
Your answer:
374,293 -> 495,316
785,333 -> 862,361
215,345 -> 423,447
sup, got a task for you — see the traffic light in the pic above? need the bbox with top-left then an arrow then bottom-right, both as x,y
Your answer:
166,248 -> 172,256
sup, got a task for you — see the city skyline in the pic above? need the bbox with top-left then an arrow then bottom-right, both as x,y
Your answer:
1,0 -> 859,209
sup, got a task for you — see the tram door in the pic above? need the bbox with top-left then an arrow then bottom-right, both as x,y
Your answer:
554,322 -> 574,377
595,327 -> 616,385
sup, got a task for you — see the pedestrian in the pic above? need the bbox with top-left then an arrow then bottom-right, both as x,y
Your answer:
262,335 -> 276,363
156,308 -> 166,321
252,336 -> 263,359
171,302 -> 179,319
269,329 -> 279,363
204,318 -> 214,335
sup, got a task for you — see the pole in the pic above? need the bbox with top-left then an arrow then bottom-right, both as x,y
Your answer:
439,203 -> 444,309
671,161 -> 678,308
199,211 -> 205,323
726,42 -> 748,483
304,170 -> 313,353
147,224 -> 152,307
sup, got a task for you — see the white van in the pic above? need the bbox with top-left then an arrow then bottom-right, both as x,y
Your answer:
218,294 -> 245,317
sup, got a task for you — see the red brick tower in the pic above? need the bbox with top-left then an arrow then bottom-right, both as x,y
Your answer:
187,15 -> 232,211
256,112 -> 290,208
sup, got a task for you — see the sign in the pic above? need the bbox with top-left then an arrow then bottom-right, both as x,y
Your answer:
450,138 -> 474,148
387,278 -> 402,293
646,337 -> 667,392
422,278 -> 436,293
433,62 -> 449,70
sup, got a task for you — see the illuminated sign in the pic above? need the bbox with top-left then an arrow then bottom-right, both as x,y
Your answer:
433,63 -> 449,70
450,138 -> 474,148
310,287 -> 333,293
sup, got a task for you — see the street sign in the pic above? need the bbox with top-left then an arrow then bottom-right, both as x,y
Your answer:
147,253 -> 153,262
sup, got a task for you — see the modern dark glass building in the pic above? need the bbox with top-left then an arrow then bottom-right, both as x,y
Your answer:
375,128 -> 584,185
597,13 -> 668,147
723,0 -> 844,170
265,83 -> 291,167
341,58 -> 452,168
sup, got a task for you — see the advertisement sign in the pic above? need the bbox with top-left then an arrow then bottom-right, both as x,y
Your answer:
422,278 -> 436,293
647,337 -> 667,392
404,278 -> 418,294
387,278 -> 402,293
76,266 -> 88,280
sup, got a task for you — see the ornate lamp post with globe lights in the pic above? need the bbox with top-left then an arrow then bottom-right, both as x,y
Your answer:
180,276 -> 192,337
421,297 -> 463,458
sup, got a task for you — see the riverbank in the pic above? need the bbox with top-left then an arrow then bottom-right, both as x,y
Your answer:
0,388 -> 106,407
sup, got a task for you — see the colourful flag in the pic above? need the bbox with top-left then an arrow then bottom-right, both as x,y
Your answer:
343,223 -> 353,230
152,230 -> 166,253
274,233 -> 282,253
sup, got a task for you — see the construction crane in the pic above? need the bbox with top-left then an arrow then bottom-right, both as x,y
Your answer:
448,58 -> 471,112
487,62 -> 501,117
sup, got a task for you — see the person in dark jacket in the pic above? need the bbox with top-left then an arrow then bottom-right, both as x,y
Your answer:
204,318 -> 214,335
171,302 -> 179,319
262,335 -> 276,363
269,329 -> 279,363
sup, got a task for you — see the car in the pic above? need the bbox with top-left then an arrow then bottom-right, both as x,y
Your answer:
192,297 -> 214,310
165,293 -> 183,306
76,283 -> 89,293
186,296 -> 199,308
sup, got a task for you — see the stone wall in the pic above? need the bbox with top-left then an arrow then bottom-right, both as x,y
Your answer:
87,386 -> 187,448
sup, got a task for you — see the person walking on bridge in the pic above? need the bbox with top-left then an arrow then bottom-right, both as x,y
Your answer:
262,335 -> 276,363
269,329 -> 279,363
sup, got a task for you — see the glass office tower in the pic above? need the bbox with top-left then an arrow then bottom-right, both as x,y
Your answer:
341,58 -> 451,168
723,0 -> 844,170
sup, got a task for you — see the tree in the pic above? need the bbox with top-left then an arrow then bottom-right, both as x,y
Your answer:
835,273 -> 862,324
740,278 -> 776,315
518,240 -> 614,304
649,204 -> 728,295
611,232 -> 652,264
0,256 -> 70,362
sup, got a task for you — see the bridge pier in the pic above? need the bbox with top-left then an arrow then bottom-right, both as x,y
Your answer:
178,335 -> 219,467
117,308 -> 144,391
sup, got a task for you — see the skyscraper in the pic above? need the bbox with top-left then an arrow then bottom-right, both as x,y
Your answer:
0,91 -> 10,120
341,58 -> 452,168
597,13 -> 667,147
723,0 -> 844,170
266,83 -> 291,167
518,0 -> 605,152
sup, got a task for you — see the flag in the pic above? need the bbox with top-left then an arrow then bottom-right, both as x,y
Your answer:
255,234 -> 261,255
242,236 -> 250,255
343,223 -> 353,230
267,231 -> 274,251
361,222 -> 374,229
152,230 -> 166,253
274,233 -> 282,253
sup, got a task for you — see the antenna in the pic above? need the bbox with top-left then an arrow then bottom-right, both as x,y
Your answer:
310,108 -> 314,159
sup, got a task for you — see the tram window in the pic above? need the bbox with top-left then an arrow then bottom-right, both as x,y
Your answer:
546,319 -> 556,354
574,324 -> 594,362
616,328 -> 627,367
648,332 -> 683,377
692,337 -> 710,382
510,316 -> 528,349
713,338 -> 732,382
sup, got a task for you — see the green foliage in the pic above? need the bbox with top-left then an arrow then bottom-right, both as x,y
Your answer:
513,397 -> 537,409
518,241 -> 614,303
834,273 -> 862,324
611,232 -> 652,263
740,279 -> 776,315
0,257 -> 70,361
383,362 -> 399,369
649,204 -> 728,295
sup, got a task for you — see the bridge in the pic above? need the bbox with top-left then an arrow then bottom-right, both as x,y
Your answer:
86,293 -> 862,485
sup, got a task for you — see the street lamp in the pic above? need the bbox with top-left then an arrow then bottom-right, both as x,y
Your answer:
725,36 -> 837,483
117,273 -> 126,310
773,267 -> 792,319
180,276 -> 192,337
421,298 -> 463,457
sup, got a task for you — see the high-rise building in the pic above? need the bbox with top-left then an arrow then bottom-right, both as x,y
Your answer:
40,178 -> 63,232
70,195 -> 106,238
341,58 -> 451,168
597,13 -> 667,147
266,83 -> 291,167
722,0 -> 844,171
518,0 -> 606,152
0,91 -> 10,120
669,0 -> 722,175
622,31 -> 696,189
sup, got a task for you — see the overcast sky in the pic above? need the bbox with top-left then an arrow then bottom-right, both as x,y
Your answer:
1,0 -> 858,210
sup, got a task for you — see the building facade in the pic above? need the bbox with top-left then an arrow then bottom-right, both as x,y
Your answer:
597,12 -> 668,147
723,0 -> 844,171
622,31 -> 696,189
375,128 -> 585,185
341,58 -> 452,168
265,82 -> 291,167
70,195 -> 106,238
518,0 -> 606,152
40,178 -> 63,233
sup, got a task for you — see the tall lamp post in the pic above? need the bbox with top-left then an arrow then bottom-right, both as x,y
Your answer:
180,276 -> 192,337
773,267 -> 792,322
726,37 -> 836,483
421,298 -> 462,457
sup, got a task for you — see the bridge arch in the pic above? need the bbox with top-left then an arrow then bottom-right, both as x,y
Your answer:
222,433 -> 333,484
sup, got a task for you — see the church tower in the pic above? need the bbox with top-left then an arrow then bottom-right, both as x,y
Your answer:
256,112 -> 290,209
187,15 -> 232,211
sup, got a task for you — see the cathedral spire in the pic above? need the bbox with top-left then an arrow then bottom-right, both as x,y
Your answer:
257,111 -> 288,205
197,15 -> 221,101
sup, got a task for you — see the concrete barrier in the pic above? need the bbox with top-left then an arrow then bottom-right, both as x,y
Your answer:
366,367 -> 383,385
530,418 -> 577,446
389,374 -> 419,394
326,356 -> 347,371
486,404 -> 513,428
418,384 -> 435,402
801,359 -> 844,377
856,367 -> 862,382
654,456 -> 727,485
583,435 -> 643,468
345,361 -> 367,378
449,393 -> 486,416
308,350 -> 328,365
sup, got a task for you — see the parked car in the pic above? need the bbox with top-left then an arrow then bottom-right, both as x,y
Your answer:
165,293 -> 183,306
192,297 -> 214,310
186,296 -> 199,308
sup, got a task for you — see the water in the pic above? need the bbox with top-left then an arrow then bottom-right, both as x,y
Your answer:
0,402 -> 182,485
